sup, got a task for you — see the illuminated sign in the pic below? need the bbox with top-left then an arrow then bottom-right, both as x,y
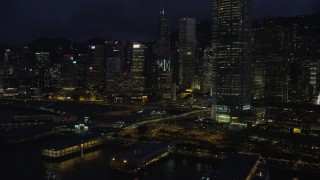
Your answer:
157,59 -> 171,72
293,128 -> 301,134
217,114 -> 230,123
90,46 -> 96,50
243,105 -> 251,110
133,44 -> 140,49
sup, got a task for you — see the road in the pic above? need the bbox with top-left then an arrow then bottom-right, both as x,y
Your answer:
124,109 -> 211,130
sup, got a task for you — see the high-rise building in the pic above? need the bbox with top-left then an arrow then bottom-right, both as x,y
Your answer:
152,3 -> 173,101
105,40 -> 125,94
0,62 -> 3,94
212,0 -> 252,122
76,53 -> 90,90
156,3 -> 170,60
131,43 -> 146,96
33,52 -> 50,90
87,45 -> 105,93
252,17 -> 287,102
178,17 -> 196,90
60,54 -> 78,90
202,48 -> 213,95
49,64 -> 61,89
3,49 -> 18,88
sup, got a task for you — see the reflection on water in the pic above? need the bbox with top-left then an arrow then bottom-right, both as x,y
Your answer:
2,144 -> 319,180
42,148 -> 216,180
43,149 -> 104,178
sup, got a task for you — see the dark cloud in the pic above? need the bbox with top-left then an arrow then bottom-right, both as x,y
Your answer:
0,0 -> 319,45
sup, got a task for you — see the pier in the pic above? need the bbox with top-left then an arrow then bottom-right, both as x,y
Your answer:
110,142 -> 171,173
42,133 -> 103,159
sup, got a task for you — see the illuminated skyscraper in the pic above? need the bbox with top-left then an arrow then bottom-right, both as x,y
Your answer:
157,3 -> 170,60
61,54 -> 78,90
105,40 -> 125,94
178,17 -> 196,90
153,2 -> 173,101
212,0 -> 252,122
202,48 -> 213,95
3,49 -> 19,88
34,52 -> 50,90
252,17 -> 287,102
131,43 -> 146,96
87,45 -> 105,93
0,63 -> 3,94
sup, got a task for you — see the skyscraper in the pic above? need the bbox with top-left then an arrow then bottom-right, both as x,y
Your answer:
0,62 -> 3,94
34,52 -> 50,90
131,43 -> 146,96
152,2 -> 173,101
212,0 -> 252,122
252,17 -> 287,102
157,3 -> 170,60
178,17 -> 196,90
202,48 -> 213,95
105,40 -> 125,94
87,45 -> 105,93
60,54 -> 78,90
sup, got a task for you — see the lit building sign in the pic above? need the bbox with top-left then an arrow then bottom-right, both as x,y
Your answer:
133,44 -> 140,49
157,59 -> 171,72
293,128 -> 301,134
243,105 -> 251,110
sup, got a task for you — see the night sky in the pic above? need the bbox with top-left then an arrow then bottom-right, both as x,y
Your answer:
1,0 -> 319,45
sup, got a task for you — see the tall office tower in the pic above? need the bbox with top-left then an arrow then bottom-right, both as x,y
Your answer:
157,3 -> 170,59
253,17 -> 287,102
3,49 -> 19,88
153,3 -> 173,101
49,64 -> 61,89
212,0 -> 252,122
105,40 -> 125,94
178,17 -> 196,90
202,48 -> 213,95
131,43 -> 147,96
87,45 -> 105,93
35,52 -> 50,68
34,52 -> 50,90
60,54 -> 78,90
77,53 -> 90,90
0,62 -> 3,94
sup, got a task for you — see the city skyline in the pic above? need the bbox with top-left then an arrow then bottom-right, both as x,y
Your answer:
1,0 -> 320,179
0,0 -> 319,45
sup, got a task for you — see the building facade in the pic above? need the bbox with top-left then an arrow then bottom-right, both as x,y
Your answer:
131,43 -> 147,96
212,0 -> 252,122
178,17 -> 196,90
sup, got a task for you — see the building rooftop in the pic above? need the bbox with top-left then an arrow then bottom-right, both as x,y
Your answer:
43,132 -> 102,150
112,142 -> 169,163
211,153 -> 260,180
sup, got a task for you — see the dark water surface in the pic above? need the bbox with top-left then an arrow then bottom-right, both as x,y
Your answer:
1,142 -> 320,180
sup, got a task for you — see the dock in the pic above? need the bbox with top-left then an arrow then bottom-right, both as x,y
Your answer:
110,142 -> 171,173
42,133 -> 103,159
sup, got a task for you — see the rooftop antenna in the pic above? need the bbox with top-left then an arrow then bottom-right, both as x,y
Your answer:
160,0 -> 165,16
